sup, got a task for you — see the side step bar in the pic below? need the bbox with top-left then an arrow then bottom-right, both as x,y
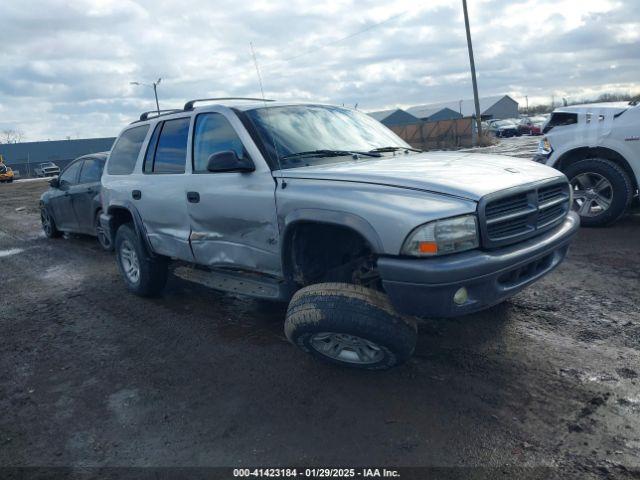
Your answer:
173,265 -> 292,301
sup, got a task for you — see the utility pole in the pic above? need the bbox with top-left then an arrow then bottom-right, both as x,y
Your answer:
462,0 -> 482,144
525,95 -> 529,114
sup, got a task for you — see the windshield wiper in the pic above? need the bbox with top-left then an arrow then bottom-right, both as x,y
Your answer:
369,146 -> 423,153
280,149 -> 381,161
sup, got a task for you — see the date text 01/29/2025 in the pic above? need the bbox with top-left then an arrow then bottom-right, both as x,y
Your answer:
233,468 -> 401,478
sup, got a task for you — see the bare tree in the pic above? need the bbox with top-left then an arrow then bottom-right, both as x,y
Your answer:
1,129 -> 25,144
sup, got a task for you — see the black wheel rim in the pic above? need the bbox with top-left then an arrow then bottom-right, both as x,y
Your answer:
95,217 -> 111,249
41,210 -> 52,236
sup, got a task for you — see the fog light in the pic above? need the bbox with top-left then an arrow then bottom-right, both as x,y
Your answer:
453,287 -> 468,305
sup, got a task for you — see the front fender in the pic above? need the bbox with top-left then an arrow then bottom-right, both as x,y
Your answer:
275,178 -> 478,255
281,209 -> 383,253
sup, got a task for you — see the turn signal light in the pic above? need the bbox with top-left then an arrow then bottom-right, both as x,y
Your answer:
418,242 -> 438,254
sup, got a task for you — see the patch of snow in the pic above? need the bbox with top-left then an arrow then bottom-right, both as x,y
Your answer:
0,248 -> 24,257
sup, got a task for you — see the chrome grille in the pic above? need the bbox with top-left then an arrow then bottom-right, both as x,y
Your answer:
480,180 -> 570,248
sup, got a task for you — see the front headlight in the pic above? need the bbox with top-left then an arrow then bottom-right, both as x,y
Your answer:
401,215 -> 479,257
537,137 -> 553,155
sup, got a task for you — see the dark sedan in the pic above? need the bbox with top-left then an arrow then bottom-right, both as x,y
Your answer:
39,152 -> 112,250
488,120 -> 520,138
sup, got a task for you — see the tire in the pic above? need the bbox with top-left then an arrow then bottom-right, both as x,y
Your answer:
41,207 -> 62,238
115,223 -> 168,297
94,210 -> 113,251
284,283 -> 417,370
564,158 -> 633,227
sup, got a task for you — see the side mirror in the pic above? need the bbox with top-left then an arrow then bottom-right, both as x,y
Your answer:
49,177 -> 60,188
207,151 -> 254,173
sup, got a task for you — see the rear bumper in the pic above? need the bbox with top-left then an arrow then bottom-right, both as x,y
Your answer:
377,212 -> 579,318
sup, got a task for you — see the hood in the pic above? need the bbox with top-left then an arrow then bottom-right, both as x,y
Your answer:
277,151 -> 564,201
555,102 -> 631,115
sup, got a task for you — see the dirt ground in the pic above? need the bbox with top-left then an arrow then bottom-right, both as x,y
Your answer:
1,173 -> 639,478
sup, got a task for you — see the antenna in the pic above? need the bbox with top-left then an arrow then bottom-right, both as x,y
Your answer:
250,42 -> 286,189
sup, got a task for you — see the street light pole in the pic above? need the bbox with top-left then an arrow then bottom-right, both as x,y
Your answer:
130,78 -> 162,114
462,0 -> 482,144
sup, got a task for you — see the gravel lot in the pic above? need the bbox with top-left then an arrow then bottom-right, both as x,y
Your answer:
1,159 -> 639,478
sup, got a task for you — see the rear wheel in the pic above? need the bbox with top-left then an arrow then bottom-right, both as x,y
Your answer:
284,283 -> 417,370
94,211 -> 113,251
115,223 -> 167,296
41,207 -> 62,238
565,158 -> 633,227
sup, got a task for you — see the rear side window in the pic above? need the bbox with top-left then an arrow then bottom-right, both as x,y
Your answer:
151,118 -> 189,174
79,158 -> 104,183
107,125 -> 149,175
143,123 -> 163,173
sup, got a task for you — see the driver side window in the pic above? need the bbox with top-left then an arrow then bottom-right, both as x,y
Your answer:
192,113 -> 246,173
59,161 -> 82,188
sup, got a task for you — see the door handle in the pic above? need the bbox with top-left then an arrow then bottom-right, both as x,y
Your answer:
187,191 -> 200,203
132,190 -> 142,200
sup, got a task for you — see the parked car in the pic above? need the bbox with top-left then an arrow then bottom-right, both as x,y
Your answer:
0,162 -> 14,183
518,116 -> 547,136
100,100 -> 578,370
40,152 -> 112,250
534,101 -> 639,227
488,120 -> 520,137
35,161 -> 61,177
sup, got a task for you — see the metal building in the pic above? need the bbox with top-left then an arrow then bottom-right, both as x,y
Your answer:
367,108 -> 419,127
0,137 -> 115,178
407,95 -> 519,120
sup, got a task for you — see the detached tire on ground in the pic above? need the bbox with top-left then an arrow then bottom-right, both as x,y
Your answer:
115,223 -> 168,297
284,283 -> 417,370
565,158 -> 633,227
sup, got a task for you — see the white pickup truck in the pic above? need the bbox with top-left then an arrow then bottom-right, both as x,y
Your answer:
534,101 -> 639,227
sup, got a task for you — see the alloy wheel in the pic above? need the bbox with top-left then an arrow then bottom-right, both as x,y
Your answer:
41,210 -> 52,236
95,217 -> 111,250
119,240 -> 140,284
570,172 -> 613,217
310,332 -> 385,365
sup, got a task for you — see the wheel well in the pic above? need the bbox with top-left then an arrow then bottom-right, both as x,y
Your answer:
556,147 -> 638,192
107,207 -> 134,236
282,222 -> 379,288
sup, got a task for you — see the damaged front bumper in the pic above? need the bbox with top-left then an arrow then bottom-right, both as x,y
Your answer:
377,212 -> 580,318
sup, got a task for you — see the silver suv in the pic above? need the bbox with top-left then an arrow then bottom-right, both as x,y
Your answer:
101,99 -> 579,369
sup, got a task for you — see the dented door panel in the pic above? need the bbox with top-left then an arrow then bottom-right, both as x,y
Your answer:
185,171 -> 280,275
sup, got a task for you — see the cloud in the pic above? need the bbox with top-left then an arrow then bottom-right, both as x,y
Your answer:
0,0 -> 638,140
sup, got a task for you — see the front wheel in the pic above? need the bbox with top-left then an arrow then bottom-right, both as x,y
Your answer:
284,283 -> 417,370
115,223 -> 168,297
41,207 -> 62,238
565,158 -> 633,227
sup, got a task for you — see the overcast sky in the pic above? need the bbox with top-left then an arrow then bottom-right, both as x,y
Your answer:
1,0 -> 638,141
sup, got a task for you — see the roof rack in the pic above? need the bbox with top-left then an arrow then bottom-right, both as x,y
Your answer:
183,97 -> 275,111
139,109 -> 183,121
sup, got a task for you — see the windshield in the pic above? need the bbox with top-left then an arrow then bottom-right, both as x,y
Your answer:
41,162 -> 55,167
245,105 -> 411,169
